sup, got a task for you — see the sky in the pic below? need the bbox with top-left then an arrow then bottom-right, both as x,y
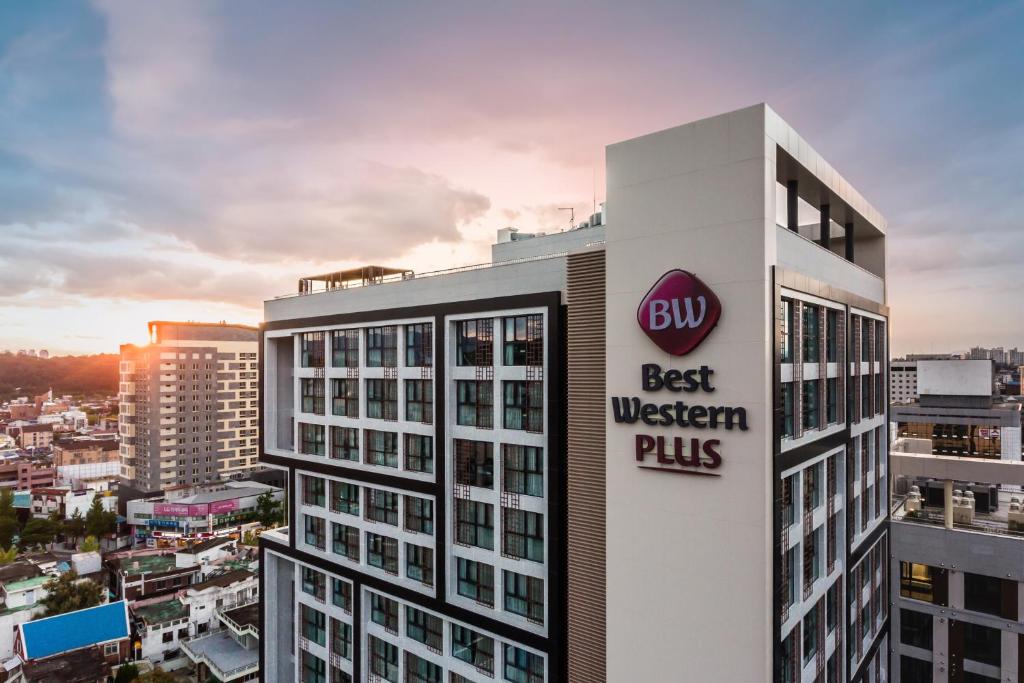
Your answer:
1,1 -> 1022,357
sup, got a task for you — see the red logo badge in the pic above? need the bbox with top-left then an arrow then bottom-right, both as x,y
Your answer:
637,270 -> 722,355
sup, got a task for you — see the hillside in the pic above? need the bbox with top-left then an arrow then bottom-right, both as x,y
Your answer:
0,352 -> 119,400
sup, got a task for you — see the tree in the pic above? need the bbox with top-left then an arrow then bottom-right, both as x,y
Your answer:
85,497 -> 115,539
80,535 -> 99,552
0,546 -> 17,565
255,491 -> 282,527
113,663 -> 138,683
64,510 -> 85,546
19,518 -> 55,550
0,489 -> 19,548
36,570 -> 102,618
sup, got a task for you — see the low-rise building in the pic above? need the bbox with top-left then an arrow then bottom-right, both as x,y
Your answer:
133,598 -> 190,670
0,461 -> 56,491
181,600 -> 259,682
53,439 -> 119,467
16,425 -> 53,450
15,600 -> 132,682
178,569 -> 257,637
107,553 -> 201,602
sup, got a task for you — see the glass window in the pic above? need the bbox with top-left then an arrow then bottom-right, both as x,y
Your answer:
404,434 -> 433,473
366,379 -> 398,421
456,319 -> 493,367
504,645 -> 544,683
330,617 -> 351,660
301,567 -> 325,600
781,383 -> 794,438
900,655 -> 933,683
503,570 -> 544,623
503,445 -> 543,497
406,543 -> 434,586
331,578 -> 351,612
862,374 -> 870,417
827,377 -> 838,424
503,314 -> 543,366
780,299 -> 794,363
826,309 -> 838,363
900,609 -> 932,650
301,332 -> 325,368
457,380 -> 493,429
301,603 -> 326,647
406,606 -> 443,653
366,326 -> 397,368
875,321 -> 886,362
802,603 -> 818,663
301,378 -> 325,415
781,474 -> 796,528
405,379 -> 433,423
331,379 -> 359,418
900,562 -> 943,604
964,573 -> 1003,616
456,557 -> 494,606
366,533 -> 398,574
826,582 -> 840,633
370,593 -> 399,632
455,499 -> 494,550
302,474 -> 325,507
405,323 -> 432,367
405,652 -> 442,683
301,650 -> 326,683
404,496 -> 433,534
365,430 -> 398,468
861,318 -> 871,362
303,514 -> 325,550
803,304 -> 819,360
503,381 -> 543,432
331,329 -> 359,368
451,624 -> 494,674
330,481 -> 360,515
365,488 -> 399,526
503,508 -> 544,562
802,380 -> 819,431
299,423 -> 325,457
368,635 -> 398,683
964,622 -> 1001,667
330,426 -> 359,461
455,440 -> 494,488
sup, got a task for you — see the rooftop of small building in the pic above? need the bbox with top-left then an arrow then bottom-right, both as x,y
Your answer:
21,601 -> 129,661
179,537 -> 233,555
109,554 -> 179,575
133,598 -> 188,626
0,562 -> 42,585
221,602 -> 258,630
188,569 -> 254,592
4,575 -> 50,593
21,645 -> 108,682
182,629 -> 258,673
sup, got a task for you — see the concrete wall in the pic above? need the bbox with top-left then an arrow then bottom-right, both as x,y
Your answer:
604,104 -> 774,680
491,225 -> 605,262
917,360 -> 994,398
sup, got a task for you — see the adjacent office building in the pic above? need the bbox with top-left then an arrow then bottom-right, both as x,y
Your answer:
119,321 -> 261,493
892,360 -> 920,405
259,104 -> 890,682
891,360 -> 1024,681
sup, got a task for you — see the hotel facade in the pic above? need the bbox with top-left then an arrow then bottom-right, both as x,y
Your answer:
259,104 -> 890,682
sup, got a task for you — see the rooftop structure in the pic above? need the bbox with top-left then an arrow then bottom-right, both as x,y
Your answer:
18,600 -> 130,661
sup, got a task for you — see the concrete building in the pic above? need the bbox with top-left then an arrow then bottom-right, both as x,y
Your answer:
258,105 -> 890,682
892,360 -> 919,405
119,321 -> 261,493
53,438 -> 119,467
16,424 -> 53,450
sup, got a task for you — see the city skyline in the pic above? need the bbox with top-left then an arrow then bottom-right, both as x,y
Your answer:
2,1 -> 1023,357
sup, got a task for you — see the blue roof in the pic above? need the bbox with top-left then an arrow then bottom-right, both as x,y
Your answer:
12,492 -> 30,509
21,601 -> 129,660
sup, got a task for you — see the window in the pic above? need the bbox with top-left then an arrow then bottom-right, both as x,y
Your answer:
876,372 -> 885,416
368,635 -> 398,683
331,379 -> 358,418
331,578 -> 351,612
456,319 -> 493,367
503,314 -> 543,366
875,321 -> 886,362
504,381 -> 543,432
301,603 -> 326,646
503,508 -> 544,562
457,381 -> 493,428
827,377 -> 838,423
803,304 -> 819,360
365,488 -> 399,525
365,430 -> 398,468
504,570 -> 544,623
366,533 -> 399,574
330,426 -> 359,461
861,374 -> 870,417
405,379 -> 433,423
964,622 -> 1001,667
503,445 -> 543,497
455,440 -> 494,488
405,496 -> 433,534
366,326 -> 397,368
826,582 -> 840,634
331,329 -> 359,368
455,499 -> 494,549
781,474 -> 796,527
404,434 -> 433,473
405,652 -> 442,683
302,474 -> 325,507
406,543 -> 434,585
451,625 -> 494,674
104,642 -> 119,656
780,298 -> 794,363
301,567 -> 325,601
331,523 -> 359,560
802,379 -> 819,431
900,609 -> 932,650
504,645 -> 544,683
899,656 -> 932,683
900,562 -> 946,605
781,383 -> 794,438
299,423 -> 325,456
366,379 -> 398,421
964,572 -> 1004,617
861,318 -> 871,362
802,603 -> 818,663
826,309 -> 838,362
301,332 -> 325,368
301,378 -> 325,415
456,557 -> 494,606
370,593 -> 399,632
301,651 -> 327,683
406,606 -> 443,653
405,323 -> 432,367
304,514 -> 326,550
330,617 -> 352,660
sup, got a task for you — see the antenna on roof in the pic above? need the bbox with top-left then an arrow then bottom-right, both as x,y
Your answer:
558,207 -> 575,231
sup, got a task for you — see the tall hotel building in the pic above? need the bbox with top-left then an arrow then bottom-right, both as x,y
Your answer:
259,104 -> 890,682
119,321 -> 261,492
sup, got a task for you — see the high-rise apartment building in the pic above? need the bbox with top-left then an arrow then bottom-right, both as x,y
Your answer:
119,321 -> 261,493
258,104 -> 890,682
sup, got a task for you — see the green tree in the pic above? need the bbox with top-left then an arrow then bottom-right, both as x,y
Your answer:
19,518 -> 55,550
113,663 -> 138,683
0,546 -> 17,565
84,497 -> 115,538
255,491 -> 282,527
64,510 -> 85,546
0,489 -> 19,548
36,570 -> 102,618
80,535 -> 100,552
